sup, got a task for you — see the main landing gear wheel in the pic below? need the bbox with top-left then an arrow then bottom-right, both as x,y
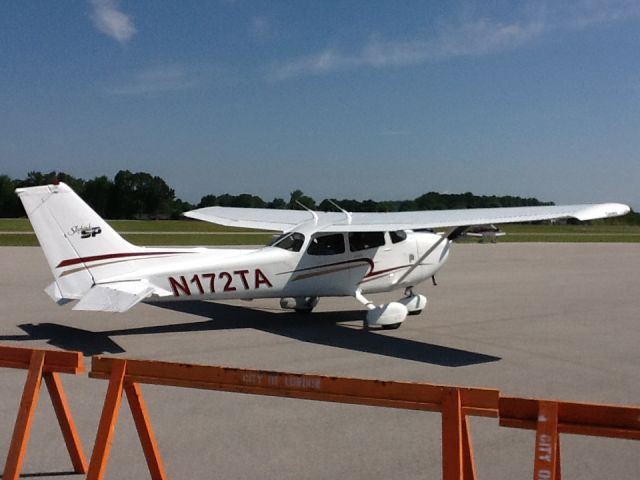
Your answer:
280,296 -> 319,313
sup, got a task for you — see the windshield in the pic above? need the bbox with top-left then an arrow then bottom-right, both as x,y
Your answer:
390,230 -> 407,243
269,232 -> 305,252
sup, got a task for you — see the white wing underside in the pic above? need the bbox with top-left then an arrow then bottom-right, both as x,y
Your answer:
185,203 -> 630,232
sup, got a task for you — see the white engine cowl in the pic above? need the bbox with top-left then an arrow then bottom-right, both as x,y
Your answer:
366,302 -> 408,328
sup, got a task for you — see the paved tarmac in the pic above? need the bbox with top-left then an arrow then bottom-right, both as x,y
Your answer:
1,244 -> 639,479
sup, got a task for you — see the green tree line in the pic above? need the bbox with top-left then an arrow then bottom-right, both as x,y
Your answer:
0,171 -> 190,219
1,170 -> 638,223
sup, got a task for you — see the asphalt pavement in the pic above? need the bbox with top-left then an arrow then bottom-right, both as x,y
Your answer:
1,243 -> 639,479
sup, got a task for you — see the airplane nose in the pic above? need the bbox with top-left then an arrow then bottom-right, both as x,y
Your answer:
415,232 -> 450,270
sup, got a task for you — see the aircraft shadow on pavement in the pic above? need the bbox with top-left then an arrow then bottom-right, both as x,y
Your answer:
0,301 -> 500,367
13,471 -> 78,478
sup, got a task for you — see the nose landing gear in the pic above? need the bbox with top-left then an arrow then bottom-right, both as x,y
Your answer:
398,287 -> 427,316
353,287 -> 428,329
354,289 -> 408,329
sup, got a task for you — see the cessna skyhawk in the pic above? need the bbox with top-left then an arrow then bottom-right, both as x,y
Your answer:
16,182 -> 630,329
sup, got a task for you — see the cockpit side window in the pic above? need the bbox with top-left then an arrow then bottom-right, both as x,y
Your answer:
307,233 -> 345,256
390,230 -> 407,244
348,232 -> 386,252
270,232 -> 305,252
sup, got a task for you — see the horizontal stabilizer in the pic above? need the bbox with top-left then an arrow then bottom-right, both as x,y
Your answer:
73,280 -> 156,313
45,281 -> 73,305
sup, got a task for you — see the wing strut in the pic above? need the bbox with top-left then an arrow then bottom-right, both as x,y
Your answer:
295,201 -> 319,225
327,200 -> 352,225
446,226 -> 470,241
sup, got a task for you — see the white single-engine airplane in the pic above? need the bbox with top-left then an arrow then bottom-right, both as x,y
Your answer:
16,182 -> 630,329
463,224 -> 506,243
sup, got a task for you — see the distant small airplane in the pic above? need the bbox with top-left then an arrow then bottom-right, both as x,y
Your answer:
16,182 -> 630,329
463,224 -> 506,243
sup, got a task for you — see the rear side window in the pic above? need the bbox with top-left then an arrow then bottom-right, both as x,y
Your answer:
349,232 -> 386,252
307,233 -> 345,255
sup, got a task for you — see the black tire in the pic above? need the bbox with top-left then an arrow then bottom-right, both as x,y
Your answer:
407,310 -> 422,316
294,307 -> 314,314
381,322 -> 402,330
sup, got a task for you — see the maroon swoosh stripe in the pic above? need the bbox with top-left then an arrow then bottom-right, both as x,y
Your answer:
280,258 -> 375,276
364,264 -> 411,278
284,258 -> 411,282
56,251 -> 189,268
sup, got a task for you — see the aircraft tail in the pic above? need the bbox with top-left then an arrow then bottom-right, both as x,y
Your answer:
15,182 -> 144,304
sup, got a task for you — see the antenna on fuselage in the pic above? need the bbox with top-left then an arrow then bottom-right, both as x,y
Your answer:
327,199 -> 352,225
295,200 -> 319,225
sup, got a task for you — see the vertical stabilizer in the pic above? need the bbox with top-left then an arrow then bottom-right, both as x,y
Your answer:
16,183 -> 142,300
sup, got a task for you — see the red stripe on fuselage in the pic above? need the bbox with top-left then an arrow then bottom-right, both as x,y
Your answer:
56,251 -> 189,268
364,265 -> 411,278
283,258 -> 412,282
280,258 -> 375,276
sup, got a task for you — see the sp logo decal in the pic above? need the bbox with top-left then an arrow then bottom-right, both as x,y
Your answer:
80,226 -> 102,239
68,224 -> 102,238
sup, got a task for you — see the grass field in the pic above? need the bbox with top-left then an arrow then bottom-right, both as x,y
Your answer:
1,218 -> 639,246
0,218 -> 256,233
0,218 -> 274,246
497,224 -> 640,243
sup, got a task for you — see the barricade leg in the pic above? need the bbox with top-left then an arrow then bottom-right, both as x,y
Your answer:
87,359 -> 127,480
3,350 -> 45,480
125,382 -> 167,480
533,401 -> 561,480
441,388 -> 477,480
461,414 -> 477,480
43,371 -> 88,473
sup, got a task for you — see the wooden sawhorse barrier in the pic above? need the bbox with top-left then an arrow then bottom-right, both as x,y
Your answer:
0,345 -> 87,480
500,396 -> 640,480
88,356 -> 500,480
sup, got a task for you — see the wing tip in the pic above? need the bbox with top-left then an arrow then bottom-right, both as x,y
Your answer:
573,203 -> 631,221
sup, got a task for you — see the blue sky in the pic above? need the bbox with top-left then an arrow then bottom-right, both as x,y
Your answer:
1,1 -> 640,208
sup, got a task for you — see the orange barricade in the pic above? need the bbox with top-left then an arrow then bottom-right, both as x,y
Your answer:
88,356 -> 500,480
0,344 -> 88,480
499,396 -> 640,480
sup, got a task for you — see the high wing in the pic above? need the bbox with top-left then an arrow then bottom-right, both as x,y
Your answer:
185,203 -> 630,232
184,207 -> 316,231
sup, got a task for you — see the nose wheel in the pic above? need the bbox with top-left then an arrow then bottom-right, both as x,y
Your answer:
381,322 -> 402,330
398,288 -> 427,316
354,289 -> 408,329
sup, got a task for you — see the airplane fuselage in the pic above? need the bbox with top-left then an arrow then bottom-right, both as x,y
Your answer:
104,230 -> 450,303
